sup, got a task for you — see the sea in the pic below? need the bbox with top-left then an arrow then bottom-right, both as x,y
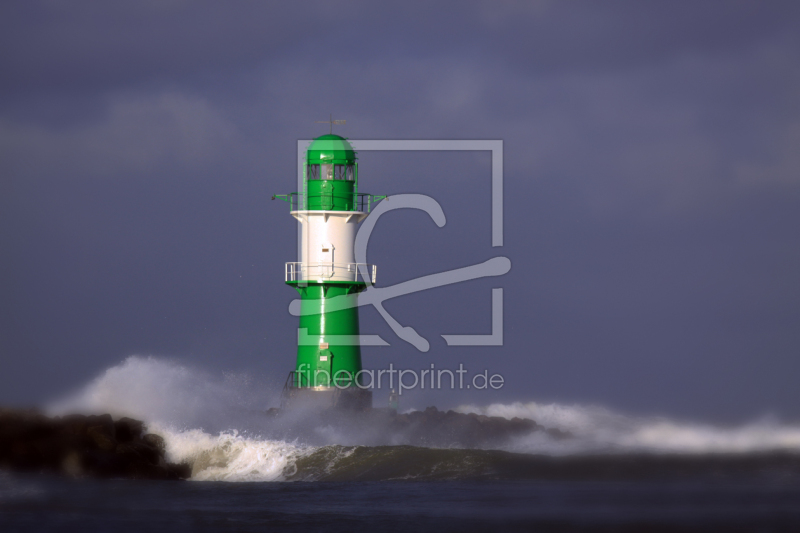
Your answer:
2,355 -> 800,532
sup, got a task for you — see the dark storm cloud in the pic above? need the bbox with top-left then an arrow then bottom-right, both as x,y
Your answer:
3,1 -> 798,94
1,1 -> 799,420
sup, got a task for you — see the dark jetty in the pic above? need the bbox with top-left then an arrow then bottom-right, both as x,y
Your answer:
266,405 -> 569,448
372,406 -> 569,447
0,408 -> 190,480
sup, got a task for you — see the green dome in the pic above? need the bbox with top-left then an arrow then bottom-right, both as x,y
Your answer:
306,134 -> 356,164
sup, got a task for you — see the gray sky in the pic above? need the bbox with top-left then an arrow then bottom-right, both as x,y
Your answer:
1,1 -> 799,421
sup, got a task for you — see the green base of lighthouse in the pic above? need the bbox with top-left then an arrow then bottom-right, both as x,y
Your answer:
287,280 -> 367,388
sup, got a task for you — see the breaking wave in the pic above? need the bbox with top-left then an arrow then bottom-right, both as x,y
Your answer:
45,356 -> 800,482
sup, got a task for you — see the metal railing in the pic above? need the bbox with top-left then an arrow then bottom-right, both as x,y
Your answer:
285,262 -> 376,284
272,192 -> 386,213
355,193 -> 387,213
272,192 -> 301,211
284,370 -> 310,389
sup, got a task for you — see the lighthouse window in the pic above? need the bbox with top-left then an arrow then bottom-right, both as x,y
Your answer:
321,164 -> 334,180
336,165 -> 353,180
334,165 -> 355,180
307,164 -> 319,180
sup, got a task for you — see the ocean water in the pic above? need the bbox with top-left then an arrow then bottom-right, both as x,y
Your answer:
3,355 -> 800,531
3,474 -> 800,532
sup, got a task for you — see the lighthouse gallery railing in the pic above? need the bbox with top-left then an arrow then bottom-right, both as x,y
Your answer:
285,262 -> 376,284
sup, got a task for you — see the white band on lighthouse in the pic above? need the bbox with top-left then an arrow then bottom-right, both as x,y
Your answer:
290,210 -> 374,283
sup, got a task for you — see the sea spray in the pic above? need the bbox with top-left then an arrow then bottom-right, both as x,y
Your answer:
47,356 -> 276,433
41,356 -> 800,482
456,402 -> 800,454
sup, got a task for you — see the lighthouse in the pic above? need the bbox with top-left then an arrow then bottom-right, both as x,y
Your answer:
274,132 -> 383,410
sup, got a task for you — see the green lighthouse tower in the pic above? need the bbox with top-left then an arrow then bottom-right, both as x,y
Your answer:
274,132 -> 383,409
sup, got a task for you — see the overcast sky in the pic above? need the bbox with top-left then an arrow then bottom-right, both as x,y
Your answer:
1,1 -> 799,421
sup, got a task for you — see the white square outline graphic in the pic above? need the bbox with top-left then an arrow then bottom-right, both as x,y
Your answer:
295,139 -> 504,346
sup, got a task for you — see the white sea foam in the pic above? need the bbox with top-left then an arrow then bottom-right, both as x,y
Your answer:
149,426 -> 311,482
44,357 -> 800,480
455,401 -> 800,455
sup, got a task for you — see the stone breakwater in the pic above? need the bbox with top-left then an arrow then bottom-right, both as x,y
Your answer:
266,405 -> 571,448
0,408 -> 190,480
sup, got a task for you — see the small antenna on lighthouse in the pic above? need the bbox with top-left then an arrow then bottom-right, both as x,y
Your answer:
315,114 -> 346,134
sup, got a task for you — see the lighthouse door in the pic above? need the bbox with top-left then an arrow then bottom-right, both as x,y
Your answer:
320,179 -> 333,210
318,243 -> 334,278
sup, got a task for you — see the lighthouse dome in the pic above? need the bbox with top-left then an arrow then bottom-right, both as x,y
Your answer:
306,134 -> 356,164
